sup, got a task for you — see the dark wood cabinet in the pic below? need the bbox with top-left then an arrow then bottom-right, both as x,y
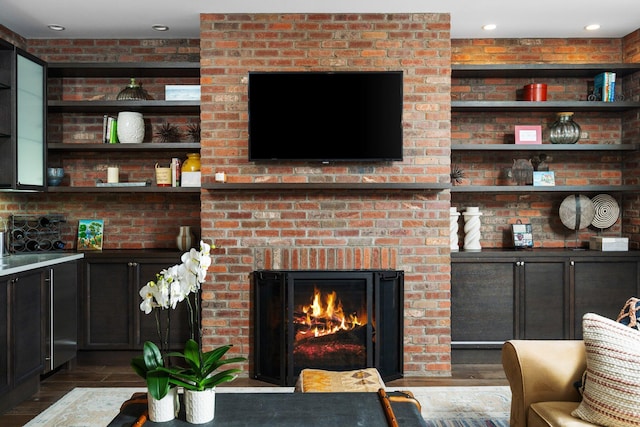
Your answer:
451,250 -> 640,363
46,261 -> 78,372
0,276 -> 8,396
80,251 -> 192,350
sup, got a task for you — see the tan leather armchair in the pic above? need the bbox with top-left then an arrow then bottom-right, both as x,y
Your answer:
502,340 -> 595,427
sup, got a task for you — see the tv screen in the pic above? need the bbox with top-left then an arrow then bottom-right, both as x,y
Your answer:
248,71 -> 403,162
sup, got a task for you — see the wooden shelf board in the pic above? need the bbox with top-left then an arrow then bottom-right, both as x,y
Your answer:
452,143 -> 638,151
203,183 -> 451,191
451,100 -> 640,112
47,62 -> 200,78
47,100 -> 200,114
451,63 -> 640,78
451,185 -> 640,193
47,186 -> 201,193
48,142 -> 200,151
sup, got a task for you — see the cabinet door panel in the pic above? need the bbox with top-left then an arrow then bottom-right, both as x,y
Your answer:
573,260 -> 639,339
12,270 -> 45,384
0,279 -> 8,394
522,260 -> 567,339
451,261 -> 515,342
84,261 -> 131,348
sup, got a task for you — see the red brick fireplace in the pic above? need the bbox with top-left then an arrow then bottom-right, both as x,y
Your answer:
199,13 -> 453,378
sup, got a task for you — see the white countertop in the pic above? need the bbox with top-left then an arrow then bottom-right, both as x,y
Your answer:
0,252 -> 84,277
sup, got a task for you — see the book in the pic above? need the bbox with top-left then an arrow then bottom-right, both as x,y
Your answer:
103,115 -> 118,143
593,72 -> 616,102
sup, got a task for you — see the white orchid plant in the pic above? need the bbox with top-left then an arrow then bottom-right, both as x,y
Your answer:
131,241 -> 245,399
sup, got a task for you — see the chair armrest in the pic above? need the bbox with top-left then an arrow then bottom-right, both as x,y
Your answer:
502,340 -> 586,427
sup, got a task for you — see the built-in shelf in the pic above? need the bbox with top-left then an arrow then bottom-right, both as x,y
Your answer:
47,186 -> 201,193
47,62 -> 200,78
451,185 -> 640,193
47,100 -> 200,114
452,143 -> 638,151
451,100 -> 640,112
48,142 -> 200,151
451,63 -> 640,78
203,183 -> 451,191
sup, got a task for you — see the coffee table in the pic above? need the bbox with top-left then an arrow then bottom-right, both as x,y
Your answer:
107,391 -> 427,426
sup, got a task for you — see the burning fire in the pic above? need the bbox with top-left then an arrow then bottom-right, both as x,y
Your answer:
295,287 -> 362,339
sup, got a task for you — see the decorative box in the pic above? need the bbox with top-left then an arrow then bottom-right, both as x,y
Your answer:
165,85 -> 201,101
181,171 -> 201,187
589,236 -> 628,251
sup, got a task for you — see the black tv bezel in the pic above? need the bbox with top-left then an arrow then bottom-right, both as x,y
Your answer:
247,70 -> 404,163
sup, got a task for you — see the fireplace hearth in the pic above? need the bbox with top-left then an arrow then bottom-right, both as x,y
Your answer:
253,270 -> 404,386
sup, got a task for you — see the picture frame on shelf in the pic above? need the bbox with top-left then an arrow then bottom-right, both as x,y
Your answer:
533,171 -> 555,186
514,125 -> 542,144
77,219 -> 104,251
512,220 -> 533,249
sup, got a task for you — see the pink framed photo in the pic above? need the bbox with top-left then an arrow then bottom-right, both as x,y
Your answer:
515,125 -> 542,144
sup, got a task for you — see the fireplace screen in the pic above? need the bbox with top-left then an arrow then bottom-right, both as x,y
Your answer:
253,270 -> 403,386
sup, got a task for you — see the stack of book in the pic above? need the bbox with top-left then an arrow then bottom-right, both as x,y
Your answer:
103,115 -> 118,143
593,72 -> 616,102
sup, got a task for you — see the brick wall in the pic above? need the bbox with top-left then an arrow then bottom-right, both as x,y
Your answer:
199,13 -> 453,376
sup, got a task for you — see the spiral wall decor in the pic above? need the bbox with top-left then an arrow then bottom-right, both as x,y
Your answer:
591,193 -> 619,229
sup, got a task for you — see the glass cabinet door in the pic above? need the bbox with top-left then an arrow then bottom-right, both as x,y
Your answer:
16,49 -> 46,189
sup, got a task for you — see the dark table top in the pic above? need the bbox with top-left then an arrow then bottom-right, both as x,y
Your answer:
108,391 -> 427,427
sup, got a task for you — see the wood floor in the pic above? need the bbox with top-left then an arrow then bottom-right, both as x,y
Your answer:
0,351 -> 507,426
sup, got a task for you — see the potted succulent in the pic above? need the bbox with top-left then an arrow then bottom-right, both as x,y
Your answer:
168,339 -> 245,423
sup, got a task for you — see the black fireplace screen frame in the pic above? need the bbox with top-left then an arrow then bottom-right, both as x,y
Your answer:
253,269 -> 404,386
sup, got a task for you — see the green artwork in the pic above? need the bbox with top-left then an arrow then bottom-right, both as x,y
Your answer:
77,219 -> 104,251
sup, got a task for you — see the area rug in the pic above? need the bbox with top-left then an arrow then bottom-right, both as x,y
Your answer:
24,385 -> 511,426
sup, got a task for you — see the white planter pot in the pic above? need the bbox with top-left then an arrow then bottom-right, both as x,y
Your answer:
147,387 -> 178,423
117,111 -> 145,143
184,388 -> 215,424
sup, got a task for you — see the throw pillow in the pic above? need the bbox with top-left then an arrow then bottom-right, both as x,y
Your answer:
571,312 -> 640,427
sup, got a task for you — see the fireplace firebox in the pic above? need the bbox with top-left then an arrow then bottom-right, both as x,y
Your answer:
253,270 -> 404,386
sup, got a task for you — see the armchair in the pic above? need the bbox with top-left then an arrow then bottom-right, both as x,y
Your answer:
501,340 -> 595,427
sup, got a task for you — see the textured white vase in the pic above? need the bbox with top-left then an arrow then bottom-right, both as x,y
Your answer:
117,111 -> 144,143
450,207 -> 461,252
147,387 -> 178,423
463,207 -> 483,252
185,388 -> 215,424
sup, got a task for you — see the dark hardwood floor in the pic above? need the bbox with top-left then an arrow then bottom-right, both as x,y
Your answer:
0,351 -> 507,426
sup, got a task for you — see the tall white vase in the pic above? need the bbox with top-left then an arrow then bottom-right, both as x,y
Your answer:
450,207 -> 461,252
147,387 -> 178,422
117,111 -> 145,143
184,388 -> 216,424
463,207 -> 483,252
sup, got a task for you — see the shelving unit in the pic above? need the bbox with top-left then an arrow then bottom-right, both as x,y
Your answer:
46,62 -> 201,193
203,182 -> 451,191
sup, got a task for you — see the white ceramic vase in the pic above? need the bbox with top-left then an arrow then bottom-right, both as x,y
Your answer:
450,207 -> 460,252
117,111 -> 145,144
463,207 -> 483,252
184,388 -> 215,424
147,387 -> 179,423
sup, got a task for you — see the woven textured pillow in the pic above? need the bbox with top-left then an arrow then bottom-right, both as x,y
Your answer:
571,313 -> 640,426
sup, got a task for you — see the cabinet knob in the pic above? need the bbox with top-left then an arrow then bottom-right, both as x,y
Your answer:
128,262 -> 138,267
570,261 -> 575,266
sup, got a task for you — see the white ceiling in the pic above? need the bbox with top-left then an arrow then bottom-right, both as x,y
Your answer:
1,0 -> 639,40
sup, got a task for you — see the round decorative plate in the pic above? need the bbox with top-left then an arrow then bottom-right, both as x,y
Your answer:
591,193 -> 619,229
559,195 -> 595,230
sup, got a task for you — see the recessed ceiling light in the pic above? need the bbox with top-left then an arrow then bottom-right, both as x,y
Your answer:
47,24 -> 65,31
152,24 -> 170,32
482,24 -> 497,31
585,24 -> 601,31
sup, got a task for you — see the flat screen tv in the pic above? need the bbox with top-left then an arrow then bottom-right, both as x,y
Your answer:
248,71 -> 403,162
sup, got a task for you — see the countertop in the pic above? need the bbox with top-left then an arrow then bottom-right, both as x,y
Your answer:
0,252 -> 84,277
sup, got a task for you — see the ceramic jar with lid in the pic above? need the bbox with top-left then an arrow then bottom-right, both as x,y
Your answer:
182,153 -> 201,172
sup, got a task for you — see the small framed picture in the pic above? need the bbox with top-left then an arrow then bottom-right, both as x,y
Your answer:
77,219 -> 104,251
512,220 -> 533,249
533,171 -> 555,186
515,125 -> 542,144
